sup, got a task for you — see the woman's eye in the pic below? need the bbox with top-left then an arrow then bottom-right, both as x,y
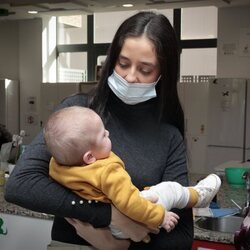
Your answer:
140,68 -> 152,75
118,62 -> 129,68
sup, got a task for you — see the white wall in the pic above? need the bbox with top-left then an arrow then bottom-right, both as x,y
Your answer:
0,21 -> 19,80
217,6 -> 250,78
19,19 -> 42,144
0,6 -> 250,144
0,18 -> 42,144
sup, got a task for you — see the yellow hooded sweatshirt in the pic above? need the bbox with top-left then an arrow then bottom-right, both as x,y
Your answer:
49,152 -> 164,229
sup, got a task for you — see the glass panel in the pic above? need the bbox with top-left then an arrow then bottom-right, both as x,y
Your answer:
94,9 -> 173,44
57,15 -> 87,45
180,48 -> 217,82
42,16 -> 57,82
181,6 -> 218,40
94,10 -> 137,44
58,52 -> 87,82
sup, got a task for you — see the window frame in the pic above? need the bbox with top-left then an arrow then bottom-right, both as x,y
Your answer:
56,9 -> 217,82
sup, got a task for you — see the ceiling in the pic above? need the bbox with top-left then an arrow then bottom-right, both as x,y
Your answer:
0,0 -> 249,20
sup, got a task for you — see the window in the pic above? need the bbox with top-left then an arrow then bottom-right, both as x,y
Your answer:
181,6 -> 218,40
57,15 -> 87,45
180,48 -> 217,82
94,11 -> 137,44
42,8 -> 217,83
94,9 -> 173,44
58,52 -> 87,82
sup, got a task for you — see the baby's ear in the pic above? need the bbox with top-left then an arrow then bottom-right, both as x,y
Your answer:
83,151 -> 96,164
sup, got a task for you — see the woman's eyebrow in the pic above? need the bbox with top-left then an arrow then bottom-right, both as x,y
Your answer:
119,55 -> 156,67
118,55 -> 129,61
141,61 -> 156,67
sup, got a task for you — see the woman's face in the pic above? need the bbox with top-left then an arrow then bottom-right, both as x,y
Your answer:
115,36 -> 160,84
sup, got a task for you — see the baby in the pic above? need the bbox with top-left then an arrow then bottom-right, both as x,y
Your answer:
44,106 -> 221,238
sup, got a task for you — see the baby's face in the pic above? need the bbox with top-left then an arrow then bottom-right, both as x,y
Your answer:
91,115 -> 112,160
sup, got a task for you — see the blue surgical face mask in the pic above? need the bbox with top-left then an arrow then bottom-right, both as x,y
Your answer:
108,70 -> 160,105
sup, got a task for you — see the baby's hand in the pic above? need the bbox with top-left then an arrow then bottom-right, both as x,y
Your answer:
161,211 -> 179,232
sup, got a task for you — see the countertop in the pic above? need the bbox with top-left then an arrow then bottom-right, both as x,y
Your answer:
0,173 -> 247,245
190,173 -> 246,245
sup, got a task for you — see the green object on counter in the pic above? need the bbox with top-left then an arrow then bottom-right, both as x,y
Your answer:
0,217 -> 7,235
225,167 -> 250,188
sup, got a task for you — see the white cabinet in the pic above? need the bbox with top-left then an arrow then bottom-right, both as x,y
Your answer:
186,135 -> 209,174
0,213 -> 53,250
40,82 -> 97,126
40,82 -> 80,126
0,79 -> 19,135
207,78 -> 246,148
206,78 -> 250,169
182,82 -> 209,136
178,82 -> 209,174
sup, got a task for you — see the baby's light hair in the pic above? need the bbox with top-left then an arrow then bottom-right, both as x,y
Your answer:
44,106 -> 98,165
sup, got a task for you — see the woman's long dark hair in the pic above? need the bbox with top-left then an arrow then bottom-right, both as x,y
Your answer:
90,11 -> 184,136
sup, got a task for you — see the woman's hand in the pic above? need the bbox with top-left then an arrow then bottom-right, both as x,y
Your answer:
65,218 -> 130,250
111,205 -> 159,242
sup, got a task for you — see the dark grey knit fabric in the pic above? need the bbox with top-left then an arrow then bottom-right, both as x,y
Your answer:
5,92 -> 193,249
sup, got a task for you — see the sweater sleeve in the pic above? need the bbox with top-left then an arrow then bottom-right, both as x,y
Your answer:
101,163 -> 165,229
4,95 -> 111,228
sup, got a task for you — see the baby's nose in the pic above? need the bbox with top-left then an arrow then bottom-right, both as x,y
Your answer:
105,130 -> 109,137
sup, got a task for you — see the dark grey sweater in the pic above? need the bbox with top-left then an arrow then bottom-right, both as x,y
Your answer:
5,93 -> 193,249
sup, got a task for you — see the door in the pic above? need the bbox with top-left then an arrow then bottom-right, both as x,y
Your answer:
179,82 -> 209,174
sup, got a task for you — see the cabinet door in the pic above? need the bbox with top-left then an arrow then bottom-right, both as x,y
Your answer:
184,82 -> 209,136
186,135 -> 208,174
181,82 -> 209,174
0,213 -> 53,250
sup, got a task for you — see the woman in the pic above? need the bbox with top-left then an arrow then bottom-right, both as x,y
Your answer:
5,11 -> 193,249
